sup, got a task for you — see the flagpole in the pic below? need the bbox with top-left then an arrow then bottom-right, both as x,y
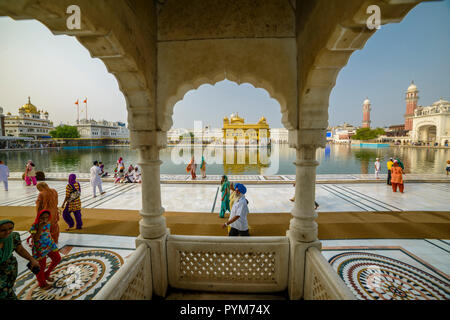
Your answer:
85,98 -> 87,120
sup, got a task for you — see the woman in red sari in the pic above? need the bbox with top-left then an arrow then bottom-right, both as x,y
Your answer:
36,182 -> 60,243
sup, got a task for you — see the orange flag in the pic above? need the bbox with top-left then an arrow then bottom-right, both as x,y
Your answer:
83,98 -> 87,104
75,99 -> 79,105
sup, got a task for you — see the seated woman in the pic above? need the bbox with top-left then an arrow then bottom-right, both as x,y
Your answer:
124,166 -> 135,183
0,219 -> 40,300
133,166 -> 142,183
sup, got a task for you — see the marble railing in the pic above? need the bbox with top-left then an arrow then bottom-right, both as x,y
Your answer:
166,235 -> 289,293
93,236 -> 357,300
93,244 -> 152,300
304,247 -> 356,300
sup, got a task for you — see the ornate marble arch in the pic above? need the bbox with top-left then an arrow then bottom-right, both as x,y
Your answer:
156,38 -> 297,132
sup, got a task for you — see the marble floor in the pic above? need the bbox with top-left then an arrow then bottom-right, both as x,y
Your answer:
10,232 -> 449,300
12,231 -> 135,300
1,180 -> 449,213
3,179 -> 449,300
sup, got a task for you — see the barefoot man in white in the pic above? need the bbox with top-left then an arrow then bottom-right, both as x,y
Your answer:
374,158 -> 381,179
90,161 -> 105,197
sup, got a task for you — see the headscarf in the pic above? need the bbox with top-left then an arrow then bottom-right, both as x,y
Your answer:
68,174 -> 79,191
0,219 -> 15,264
235,183 -> 247,195
32,209 -> 51,227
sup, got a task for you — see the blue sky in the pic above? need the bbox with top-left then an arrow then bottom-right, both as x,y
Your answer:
0,1 -> 449,129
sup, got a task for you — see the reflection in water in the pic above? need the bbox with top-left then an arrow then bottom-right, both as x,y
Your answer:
2,144 -> 449,175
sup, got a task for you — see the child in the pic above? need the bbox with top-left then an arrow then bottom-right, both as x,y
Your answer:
27,210 -> 61,289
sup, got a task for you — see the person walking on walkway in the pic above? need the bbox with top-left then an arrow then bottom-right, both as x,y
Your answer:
27,210 -> 61,290
289,183 -> 319,209
187,156 -> 197,180
374,158 -> 381,179
114,157 -> 125,183
24,160 -> 37,186
0,219 -> 40,300
386,158 -> 394,185
36,182 -> 60,243
0,160 -> 9,191
200,156 -> 207,179
219,175 -> 231,218
391,160 -> 405,193
446,160 -> 450,176
229,182 -> 237,209
61,174 -> 83,231
90,161 -> 105,197
222,183 -> 250,236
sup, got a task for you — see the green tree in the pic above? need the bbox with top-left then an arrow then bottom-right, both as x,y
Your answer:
351,127 -> 386,141
49,125 -> 80,138
179,132 -> 194,143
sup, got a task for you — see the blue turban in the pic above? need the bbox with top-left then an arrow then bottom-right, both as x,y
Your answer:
234,183 -> 247,194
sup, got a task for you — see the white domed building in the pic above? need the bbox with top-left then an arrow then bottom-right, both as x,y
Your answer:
410,97 -> 450,146
4,97 -> 54,140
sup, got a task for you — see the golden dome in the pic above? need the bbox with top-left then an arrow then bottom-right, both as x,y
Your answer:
258,116 -> 267,123
230,112 -> 244,124
19,97 -> 39,114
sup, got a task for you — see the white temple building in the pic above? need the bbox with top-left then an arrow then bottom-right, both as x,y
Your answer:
75,119 -> 130,139
410,98 -> 450,146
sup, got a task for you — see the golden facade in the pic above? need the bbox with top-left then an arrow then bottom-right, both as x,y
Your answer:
222,113 -> 270,144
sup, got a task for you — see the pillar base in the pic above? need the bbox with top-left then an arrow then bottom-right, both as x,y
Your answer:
287,232 -> 321,300
139,215 -> 167,239
136,229 -> 170,298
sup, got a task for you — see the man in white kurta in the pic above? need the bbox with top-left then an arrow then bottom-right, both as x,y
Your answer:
222,183 -> 249,236
90,161 -> 105,197
0,161 -> 9,191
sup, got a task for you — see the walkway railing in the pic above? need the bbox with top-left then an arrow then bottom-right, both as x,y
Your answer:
93,244 -> 152,300
166,235 -> 289,293
304,247 -> 356,300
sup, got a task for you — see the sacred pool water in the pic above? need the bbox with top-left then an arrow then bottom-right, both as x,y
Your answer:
2,144 -> 449,175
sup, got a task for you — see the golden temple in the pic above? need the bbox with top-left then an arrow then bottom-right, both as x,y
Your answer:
222,112 -> 270,143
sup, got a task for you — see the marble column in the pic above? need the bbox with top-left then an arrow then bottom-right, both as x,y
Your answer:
138,145 -> 166,239
287,129 -> 323,300
130,129 -> 169,298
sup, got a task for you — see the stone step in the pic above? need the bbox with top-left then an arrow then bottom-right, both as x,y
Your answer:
164,289 -> 288,300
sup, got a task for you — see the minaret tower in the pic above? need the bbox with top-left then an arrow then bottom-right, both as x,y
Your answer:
362,98 -> 371,128
405,81 -> 419,131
